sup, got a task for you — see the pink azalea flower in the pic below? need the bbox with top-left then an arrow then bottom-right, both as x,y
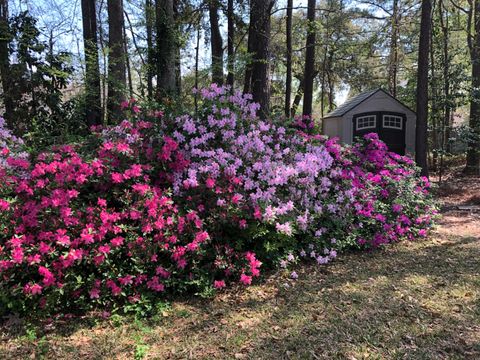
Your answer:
156,266 -> 171,279
194,231 -> 209,243
89,288 -> 100,299
30,283 -> 43,295
11,247 -> 23,263
38,242 -> 51,254
0,199 -> 9,211
392,204 -> 403,213
205,178 -> 215,189
120,100 -> 129,109
118,275 -> 134,286
98,245 -> 111,254
111,172 -> 123,183
110,237 -> 124,247
214,280 -> 226,289
239,273 -> 252,285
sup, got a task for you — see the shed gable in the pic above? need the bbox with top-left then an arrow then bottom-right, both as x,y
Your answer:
342,90 -> 415,119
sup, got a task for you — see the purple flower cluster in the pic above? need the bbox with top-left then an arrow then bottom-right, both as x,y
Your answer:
0,117 -> 29,175
164,87 -> 357,247
161,85 -> 435,273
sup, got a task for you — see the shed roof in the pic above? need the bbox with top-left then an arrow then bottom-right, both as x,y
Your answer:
323,88 -> 415,119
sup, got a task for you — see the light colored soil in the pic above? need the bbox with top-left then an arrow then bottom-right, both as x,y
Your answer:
435,173 -> 480,208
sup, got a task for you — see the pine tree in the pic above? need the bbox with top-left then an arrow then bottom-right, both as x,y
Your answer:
81,0 -> 102,126
209,0 -> 224,85
107,0 -> 127,120
244,0 -> 275,119
155,0 -> 177,99
303,0 -> 316,117
415,0 -> 432,176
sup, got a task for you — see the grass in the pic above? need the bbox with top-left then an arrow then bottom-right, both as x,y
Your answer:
1,212 -> 479,359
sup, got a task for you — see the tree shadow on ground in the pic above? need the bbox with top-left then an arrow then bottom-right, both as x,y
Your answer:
168,232 -> 480,359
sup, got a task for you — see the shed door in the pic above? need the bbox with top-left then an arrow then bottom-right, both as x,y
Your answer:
353,112 -> 406,155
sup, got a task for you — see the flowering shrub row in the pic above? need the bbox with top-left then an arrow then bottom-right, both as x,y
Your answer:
164,86 -> 434,262
0,86 -> 435,316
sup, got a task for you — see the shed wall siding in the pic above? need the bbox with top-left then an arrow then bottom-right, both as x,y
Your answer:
323,117 -> 342,139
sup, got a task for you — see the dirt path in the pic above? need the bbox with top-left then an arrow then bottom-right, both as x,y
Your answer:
1,212 -> 479,360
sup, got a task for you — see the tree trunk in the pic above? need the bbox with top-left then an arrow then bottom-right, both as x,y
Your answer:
155,0 -> 177,99
465,0 -> 480,174
320,50 -> 327,119
245,0 -> 275,119
81,0 -> 102,126
291,77 -> 304,117
439,1 -> 451,153
388,0 -> 399,97
227,0 -> 235,91
0,0 -> 13,128
285,0 -> 293,118
146,0 -> 154,99
209,0 -> 224,85
174,1 -> 181,96
98,0 -> 108,123
175,45 -> 181,96
430,11 -> 438,171
107,0 -> 126,121
123,21 -> 133,98
302,0 -> 316,117
194,25 -> 200,114
415,0 -> 432,177
326,49 -> 334,112
243,26 -> 253,95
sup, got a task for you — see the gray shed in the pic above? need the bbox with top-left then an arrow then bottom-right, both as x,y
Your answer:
322,89 -> 416,155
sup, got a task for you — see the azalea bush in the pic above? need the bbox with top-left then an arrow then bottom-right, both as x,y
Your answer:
162,86 -> 434,263
0,119 -> 260,315
0,87 -> 436,316
347,134 -> 434,247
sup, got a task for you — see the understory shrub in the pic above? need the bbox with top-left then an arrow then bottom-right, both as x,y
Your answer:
0,86 -> 436,316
